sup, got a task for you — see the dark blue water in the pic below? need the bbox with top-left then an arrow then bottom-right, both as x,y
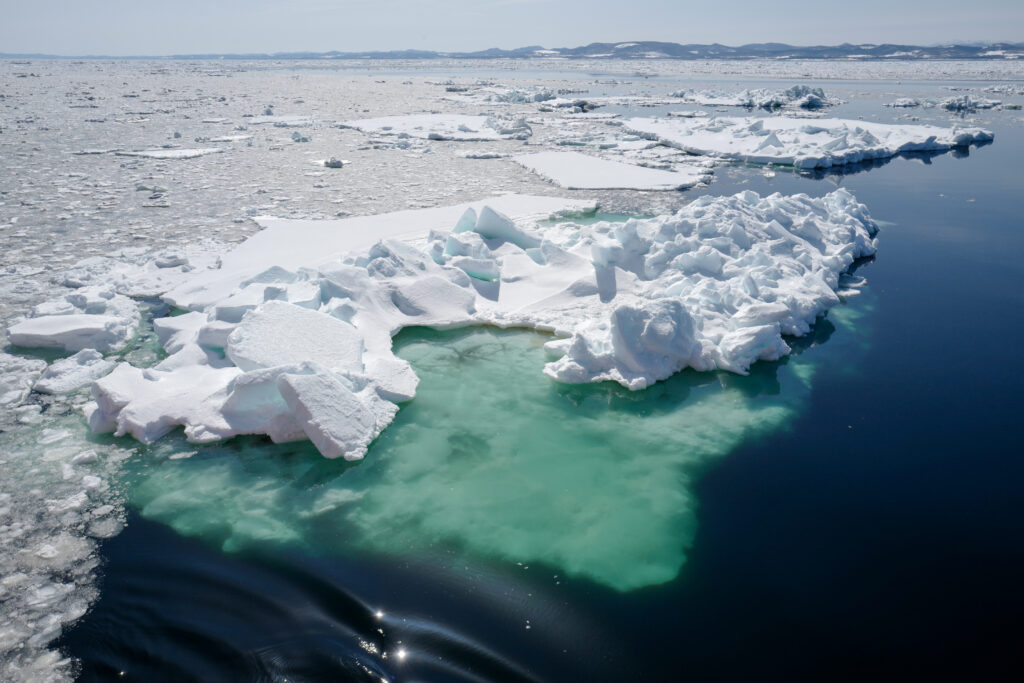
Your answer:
59,91 -> 1024,681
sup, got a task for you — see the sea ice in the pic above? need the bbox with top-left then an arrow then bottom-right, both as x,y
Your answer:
940,94 -> 1002,112
226,300 -> 365,373
128,325 -> 826,591
163,194 -> 596,311
247,114 -> 317,127
672,85 -> 840,110
87,190 -> 876,458
623,116 -> 994,168
205,134 -> 252,143
339,114 -> 532,141
114,148 -> 222,159
514,151 -> 710,190
33,350 -> 115,395
7,287 -> 138,353
0,353 -> 47,407
886,98 -> 926,108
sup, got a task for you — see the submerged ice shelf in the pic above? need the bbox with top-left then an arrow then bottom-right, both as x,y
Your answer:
8,190 -> 881,461
129,324 -> 829,591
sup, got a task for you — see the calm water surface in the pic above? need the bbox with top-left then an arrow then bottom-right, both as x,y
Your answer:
56,74 -> 1024,682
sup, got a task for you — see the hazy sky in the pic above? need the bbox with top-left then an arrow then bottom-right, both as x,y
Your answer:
2,0 -> 1021,55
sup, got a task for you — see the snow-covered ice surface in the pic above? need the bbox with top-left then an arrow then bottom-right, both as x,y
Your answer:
163,194 -> 597,311
339,114 -> 533,141
0,56 -> 1017,680
114,148 -> 223,159
78,189 -> 876,462
623,116 -> 994,168
514,150 -> 711,190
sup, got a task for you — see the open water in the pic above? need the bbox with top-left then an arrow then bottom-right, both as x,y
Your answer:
1,59 -> 1022,681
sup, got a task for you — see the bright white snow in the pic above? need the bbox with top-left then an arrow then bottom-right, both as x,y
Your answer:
7,287 -> 138,353
623,116 -> 994,168
339,114 -> 532,141
76,190 -> 877,459
114,148 -> 223,159
514,151 -> 710,190
33,350 -> 115,395
672,85 -> 840,110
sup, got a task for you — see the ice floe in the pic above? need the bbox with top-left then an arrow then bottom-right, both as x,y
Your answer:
32,350 -> 115,395
7,286 -> 139,353
247,114 -> 317,127
163,194 -> 596,311
672,85 -> 840,110
623,116 -> 994,168
940,94 -> 1003,112
114,148 -> 223,159
77,190 -> 876,459
340,114 -> 532,141
514,151 -> 710,190
885,98 -> 926,108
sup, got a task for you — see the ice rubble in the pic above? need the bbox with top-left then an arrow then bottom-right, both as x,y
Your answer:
886,98 -> 926,108
32,350 -> 115,395
939,94 -> 1002,112
0,353 -> 46,406
672,85 -> 839,110
339,114 -> 532,141
623,116 -> 994,168
514,151 -> 711,190
6,286 -> 139,353
74,190 -> 876,460
0,410 -> 131,683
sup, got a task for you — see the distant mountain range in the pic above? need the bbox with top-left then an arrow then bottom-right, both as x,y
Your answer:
3,41 -> 1024,61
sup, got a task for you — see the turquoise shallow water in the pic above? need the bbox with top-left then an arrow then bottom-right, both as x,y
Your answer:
120,296 -> 868,593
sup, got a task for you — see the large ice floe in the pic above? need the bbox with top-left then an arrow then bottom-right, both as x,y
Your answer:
623,116 -> 994,168
339,114 -> 532,141
56,190 -> 880,461
514,151 -> 711,190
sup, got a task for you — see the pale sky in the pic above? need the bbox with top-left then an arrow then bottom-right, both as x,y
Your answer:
1,0 -> 1021,56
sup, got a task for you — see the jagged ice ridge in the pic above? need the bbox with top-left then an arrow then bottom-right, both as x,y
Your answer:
58,190 -> 880,460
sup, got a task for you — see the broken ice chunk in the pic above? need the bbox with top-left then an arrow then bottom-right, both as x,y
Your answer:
33,350 -> 115,394
277,371 -> 378,460
0,352 -> 47,406
226,300 -> 365,373
8,315 -> 128,353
